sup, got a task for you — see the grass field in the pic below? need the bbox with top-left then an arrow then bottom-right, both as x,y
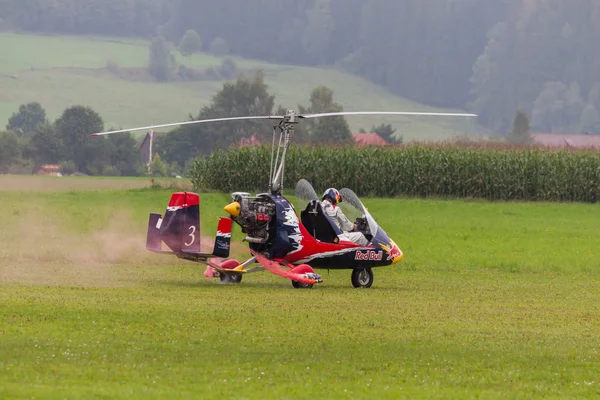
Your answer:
0,32 -> 483,140
1,177 -> 600,398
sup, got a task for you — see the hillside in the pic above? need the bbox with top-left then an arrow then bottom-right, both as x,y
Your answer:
0,33 -> 484,140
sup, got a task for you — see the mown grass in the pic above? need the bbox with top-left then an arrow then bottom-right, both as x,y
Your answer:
0,32 -> 482,140
1,184 -> 600,398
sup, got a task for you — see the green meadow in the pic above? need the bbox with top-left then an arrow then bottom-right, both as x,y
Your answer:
1,176 -> 599,398
0,32 -> 482,140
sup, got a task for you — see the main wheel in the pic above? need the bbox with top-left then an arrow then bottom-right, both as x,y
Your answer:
290,264 -> 316,289
351,268 -> 373,288
220,272 -> 242,284
292,280 -> 314,289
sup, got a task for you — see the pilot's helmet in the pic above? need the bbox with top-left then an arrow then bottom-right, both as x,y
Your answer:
322,188 -> 342,204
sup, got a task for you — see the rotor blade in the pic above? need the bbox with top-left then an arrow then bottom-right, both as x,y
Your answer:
298,111 -> 477,119
90,115 -> 285,136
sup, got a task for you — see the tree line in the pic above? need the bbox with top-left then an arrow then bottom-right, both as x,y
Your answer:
2,69 -> 534,176
0,103 -> 145,176
0,73 -> 395,175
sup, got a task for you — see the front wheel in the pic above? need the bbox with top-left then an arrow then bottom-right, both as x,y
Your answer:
220,272 -> 242,284
351,268 -> 373,288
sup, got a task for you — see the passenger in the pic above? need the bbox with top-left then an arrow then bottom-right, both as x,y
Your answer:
321,188 -> 369,246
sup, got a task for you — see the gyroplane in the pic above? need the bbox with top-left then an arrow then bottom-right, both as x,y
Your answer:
91,109 -> 475,288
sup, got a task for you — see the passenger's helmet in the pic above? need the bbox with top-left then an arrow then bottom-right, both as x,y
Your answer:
322,188 -> 342,204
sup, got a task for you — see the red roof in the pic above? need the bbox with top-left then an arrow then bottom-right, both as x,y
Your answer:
239,133 -> 261,147
352,133 -> 388,146
39,164 -> 61,172
532,133 -> 600,148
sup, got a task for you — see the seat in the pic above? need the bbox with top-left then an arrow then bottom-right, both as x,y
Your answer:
300,200 -> 342,243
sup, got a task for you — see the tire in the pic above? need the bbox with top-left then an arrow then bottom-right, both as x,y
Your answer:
220,272 -> 243,284
351,268 -> 373,288
290,264 -> 316,289
292,280 -> 314,289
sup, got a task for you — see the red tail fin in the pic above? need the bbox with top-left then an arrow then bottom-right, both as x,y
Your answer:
148,192 -> 200,253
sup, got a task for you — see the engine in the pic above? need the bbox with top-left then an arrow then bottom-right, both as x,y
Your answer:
230,192 -> 276,243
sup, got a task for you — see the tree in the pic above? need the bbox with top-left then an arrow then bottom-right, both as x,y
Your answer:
54,106 -> 104,172
298,86 -> 353,145
588,83 -> 600,111
160,70 -> 276,166
60,161 -> 77,176
208,37 -> 229,55
150,153 -> 169,177
106,132 -> 143,176
148,35 -> 175,81
0,131 -> 20,173
302,0 -> 334,64
579,104 -> 600,134
371,123 -> 401,144
218,57 -> 238,79
179,29 -> 202,58
23,124 -> 65,166
532,81 -> 585,133
7,102 -> 48,136
507,109 -> 532,146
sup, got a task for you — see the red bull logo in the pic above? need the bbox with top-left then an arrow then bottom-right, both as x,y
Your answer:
386,244 -> 402,261
380,240 -> 404,264
354,250 -> 383,261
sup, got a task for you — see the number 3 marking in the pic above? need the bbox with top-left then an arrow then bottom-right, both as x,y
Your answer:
184,225 -> 196,247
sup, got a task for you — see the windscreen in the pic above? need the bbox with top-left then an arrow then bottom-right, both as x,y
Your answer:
339,188 -> 379,237
294,180 -> 379,236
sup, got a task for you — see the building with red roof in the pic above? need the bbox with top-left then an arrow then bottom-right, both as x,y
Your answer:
352,132 -> 389,147
34,164 -> 61,176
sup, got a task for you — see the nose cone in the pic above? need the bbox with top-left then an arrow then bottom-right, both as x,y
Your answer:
224,201 -> 241,217
390,248 -> 404,264
386,239 -> 404,264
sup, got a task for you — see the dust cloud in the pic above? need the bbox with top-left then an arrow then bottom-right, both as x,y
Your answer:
0,209 -> 194,287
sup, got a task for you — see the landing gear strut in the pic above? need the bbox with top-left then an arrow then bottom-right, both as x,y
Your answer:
351,268 -> 373,288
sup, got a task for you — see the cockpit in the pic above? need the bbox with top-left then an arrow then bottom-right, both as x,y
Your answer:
300,200 -> 342,243
299,198 -> 375,244
295,179 -> 379,245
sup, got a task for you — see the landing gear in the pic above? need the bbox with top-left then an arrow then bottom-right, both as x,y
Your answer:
292,280 -> 314,289
290,264 -> 320,289
351,268 -> 373,288
219,272 -> 243,284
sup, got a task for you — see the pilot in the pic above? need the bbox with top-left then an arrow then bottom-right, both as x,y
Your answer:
321,188 -> 369,246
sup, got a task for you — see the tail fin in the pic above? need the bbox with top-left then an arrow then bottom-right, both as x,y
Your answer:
146,192 -> 232,258
146,192 -> 201,253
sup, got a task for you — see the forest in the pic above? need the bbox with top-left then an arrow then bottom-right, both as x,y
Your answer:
1,0 -> 598,135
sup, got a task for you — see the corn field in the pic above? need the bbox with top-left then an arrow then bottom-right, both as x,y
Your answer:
189,144 -> 600,202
